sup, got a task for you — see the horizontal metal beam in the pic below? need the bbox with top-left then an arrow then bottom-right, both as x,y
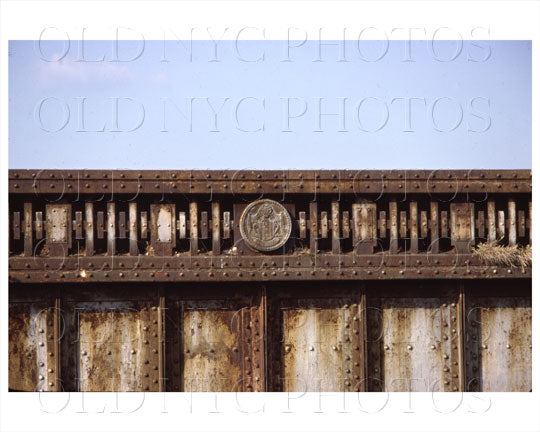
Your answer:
9,169 -> 532,195
8,254 -> 531,283
8,266 -> 529,283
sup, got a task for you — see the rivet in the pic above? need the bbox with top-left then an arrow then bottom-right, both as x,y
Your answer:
48,368 -> 53,373
430,345 -> 436,350
506,344 -> 511,349
407,345 -> 413,351
443,354 -> 449,359
309,346 -> 314,351
384,345 -> 390,350
482,344 -> 487,349
131,349 -> 136,354
39,375 -> 44,380
81,351 -> 87,356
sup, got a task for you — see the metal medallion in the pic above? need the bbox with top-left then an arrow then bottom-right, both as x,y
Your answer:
239,199 -> 292,252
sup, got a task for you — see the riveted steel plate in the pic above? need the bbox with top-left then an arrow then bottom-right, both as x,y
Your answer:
239,199 -> 292,252
181,301 -> 243,392
45,204 -> 72,256
367,284 -> 460,392
8,302 -> 55,391
465,289 -> 532,392
165,295 -> 264,392
269,288 -> 364,392
61,300 -> 160,392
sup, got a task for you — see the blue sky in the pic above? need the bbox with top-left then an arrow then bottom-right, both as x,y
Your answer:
8,40 -> 531,169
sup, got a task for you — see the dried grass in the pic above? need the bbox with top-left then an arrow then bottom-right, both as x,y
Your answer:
39,244 -> 50,257
144,242 -> 155,256
473,240 -> 532,270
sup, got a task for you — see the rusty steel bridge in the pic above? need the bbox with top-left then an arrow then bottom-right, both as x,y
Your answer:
8,169 -> 532,392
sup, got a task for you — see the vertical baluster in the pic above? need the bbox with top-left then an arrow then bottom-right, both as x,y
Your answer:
430,202 -> 439,254
129,202 -> 138,256
189,202 -> 198,255
212,202 -> 221,255
508,199 -> 516,246
23,203 -> 33,256
85,203 -> 94,256
107,202 -> 116,256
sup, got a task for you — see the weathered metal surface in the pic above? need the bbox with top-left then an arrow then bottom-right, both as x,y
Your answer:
239,199 -> 292,252
8,300 -> 56,391
164,287 -> 264,392
367,284 -> 461,392
8,169 -> 532,195
45,204 -> 72,256
182,302 -> 243,392
8,252 -> 532,284
150,204 -> 176,256
7,170 -> 533,394
61,299 -> 161,392
465,285 -> 532,392
9,170 -> 531,284
8,280 -> 531,392
280,301 -> 362,391
269,285 -> 365,392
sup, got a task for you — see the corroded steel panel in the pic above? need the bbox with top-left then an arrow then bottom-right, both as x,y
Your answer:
62,300 -> 160,392
9,302 -> 55,391
182,303 -> 243,392
165,292 -> 264,392
466,295 -> 532,392
269,289 -> 365,392
367,287 -> 461,392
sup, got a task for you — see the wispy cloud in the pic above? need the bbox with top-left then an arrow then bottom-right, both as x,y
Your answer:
34,54 -> 133,89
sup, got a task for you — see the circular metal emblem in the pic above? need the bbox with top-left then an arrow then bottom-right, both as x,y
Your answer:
239,199 -> 292,252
